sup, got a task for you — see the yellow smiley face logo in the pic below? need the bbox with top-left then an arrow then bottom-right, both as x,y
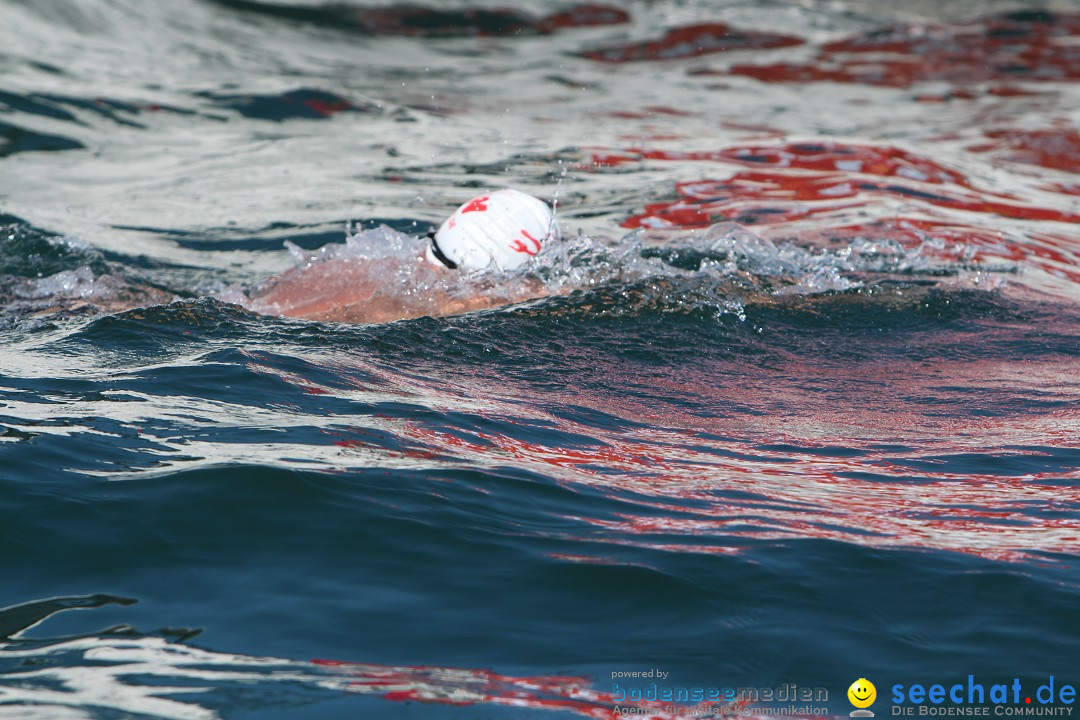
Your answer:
848,679 -> 876,708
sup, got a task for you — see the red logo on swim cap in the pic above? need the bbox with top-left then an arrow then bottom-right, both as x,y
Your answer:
509,229 -> 542,255
461,195 -> 490,213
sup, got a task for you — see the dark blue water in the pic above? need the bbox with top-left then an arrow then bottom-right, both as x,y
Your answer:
1,1 -> 1078,718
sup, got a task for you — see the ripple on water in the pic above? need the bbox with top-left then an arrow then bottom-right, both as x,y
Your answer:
1,0 -> 1078,718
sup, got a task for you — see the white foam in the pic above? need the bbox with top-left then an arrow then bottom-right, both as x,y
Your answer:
13,268 -> 124,301
239,219 -> 1008,323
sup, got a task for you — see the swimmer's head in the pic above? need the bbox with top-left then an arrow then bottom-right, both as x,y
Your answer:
426,189 -> 560,271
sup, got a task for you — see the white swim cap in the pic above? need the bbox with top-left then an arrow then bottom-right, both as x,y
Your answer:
426,189 -> 560,271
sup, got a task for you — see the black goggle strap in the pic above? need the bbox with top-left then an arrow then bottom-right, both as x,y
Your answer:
426,229 -> 458,270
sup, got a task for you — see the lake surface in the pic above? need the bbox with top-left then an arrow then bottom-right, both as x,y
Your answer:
1,0 -> 1077,718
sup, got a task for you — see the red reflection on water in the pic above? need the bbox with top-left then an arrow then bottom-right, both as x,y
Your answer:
314,659 -> 745,718
302,98 -> 354,117
582,23 -> 802,63
376,356 -> 1080,566
795,219 -> 1080,284
585,139 -> 1080,283
332,3 -> 629,37
545,4 -> 630,30
620,170 -> 1080,228
727,11 -> 1080,89
595,142 -> 971,186
968,128 -> 1080,174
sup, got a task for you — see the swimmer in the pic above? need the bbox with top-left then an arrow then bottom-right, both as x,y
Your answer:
247,189 -> 560,324
0,190 -> 560,325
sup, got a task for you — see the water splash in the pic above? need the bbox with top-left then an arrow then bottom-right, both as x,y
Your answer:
229,216 -> 1010,326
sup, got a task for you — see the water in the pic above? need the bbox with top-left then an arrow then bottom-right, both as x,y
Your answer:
1,0 -> 1078,718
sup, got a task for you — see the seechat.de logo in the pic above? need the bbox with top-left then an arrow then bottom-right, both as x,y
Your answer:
891,676 -> 1076,716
